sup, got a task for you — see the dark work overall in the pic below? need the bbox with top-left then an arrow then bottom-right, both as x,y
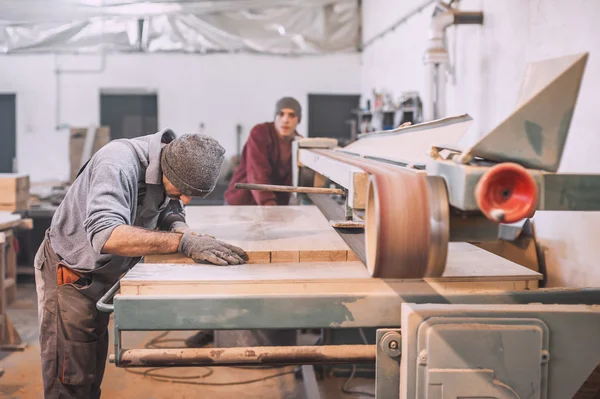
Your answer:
34,230 -> 135,398
34,139 -> 166,398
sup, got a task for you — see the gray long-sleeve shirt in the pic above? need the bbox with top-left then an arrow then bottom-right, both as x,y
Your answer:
49,129 -> 186,272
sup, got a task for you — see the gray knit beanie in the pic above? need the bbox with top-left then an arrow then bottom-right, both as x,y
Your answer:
161,134 -> 225,198
275,97 -> 302,122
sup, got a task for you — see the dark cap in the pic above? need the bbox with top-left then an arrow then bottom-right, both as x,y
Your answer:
161,133 -> 225,198
275,97 -> 302,123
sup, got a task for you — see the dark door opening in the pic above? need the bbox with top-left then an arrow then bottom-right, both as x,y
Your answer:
0,94 -> 16,172
308,94 -> 360,146
100,92 -> 158,140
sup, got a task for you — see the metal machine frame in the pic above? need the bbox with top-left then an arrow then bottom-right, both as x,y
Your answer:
98,282 -> 600,397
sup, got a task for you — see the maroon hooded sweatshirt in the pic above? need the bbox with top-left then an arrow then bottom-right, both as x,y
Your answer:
225,122 -> 301,205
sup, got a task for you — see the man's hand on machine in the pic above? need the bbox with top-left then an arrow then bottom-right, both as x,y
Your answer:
178,232 -> 248,266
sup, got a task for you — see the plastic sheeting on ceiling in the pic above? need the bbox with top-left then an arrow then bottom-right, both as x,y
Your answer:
0,0 -> 360,54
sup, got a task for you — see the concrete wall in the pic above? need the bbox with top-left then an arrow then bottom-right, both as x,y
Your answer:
362,0 -> 600,287
0,52 -> 360,182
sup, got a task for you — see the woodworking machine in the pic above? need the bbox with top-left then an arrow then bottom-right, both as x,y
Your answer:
99,53 -> 600,398
295,51 -> 600,280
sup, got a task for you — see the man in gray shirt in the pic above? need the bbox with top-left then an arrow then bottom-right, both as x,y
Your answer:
34,129 -> 247,398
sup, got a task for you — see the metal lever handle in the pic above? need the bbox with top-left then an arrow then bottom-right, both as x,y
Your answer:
234,182 -> 345,196
96,280 -> 120,313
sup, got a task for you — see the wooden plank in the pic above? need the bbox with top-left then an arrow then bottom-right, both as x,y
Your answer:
0,174 -> 29,209
0,173 -> 29,190
271,251 -> 299,263
142,202 -> 541,290
186,206 -> 349,252
146,206 -> 352,264
125,262 -> 369,284
146,251 -> 271,265
347,251 -> 360,262
0,213 -> 23,231
121,279 -> 535,297
313,172 -> 327,188
119,261 -> 540,297
299,250 -> 346,262
352,172 -> 369,211
297,137 -> 338,149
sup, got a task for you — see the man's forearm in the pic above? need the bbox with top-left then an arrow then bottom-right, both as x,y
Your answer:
102,225 -> 182,256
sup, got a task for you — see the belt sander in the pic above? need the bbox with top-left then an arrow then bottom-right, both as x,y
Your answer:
244,52 -> 600,280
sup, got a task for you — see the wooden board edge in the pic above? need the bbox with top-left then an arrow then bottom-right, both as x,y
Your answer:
144,251 -> 272,265
299,250 -> 347,263
271,251 -> 300,263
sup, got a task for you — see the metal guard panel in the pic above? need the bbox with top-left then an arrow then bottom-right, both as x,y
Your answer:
112,289 -> 600,331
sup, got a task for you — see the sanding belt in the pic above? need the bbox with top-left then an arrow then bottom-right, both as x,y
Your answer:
311,149 -> 444,279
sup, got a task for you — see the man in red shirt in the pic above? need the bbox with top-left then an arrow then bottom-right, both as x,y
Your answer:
224,97 -> 302,205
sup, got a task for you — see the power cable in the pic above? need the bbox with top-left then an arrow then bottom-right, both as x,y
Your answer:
339,328 -> 375,397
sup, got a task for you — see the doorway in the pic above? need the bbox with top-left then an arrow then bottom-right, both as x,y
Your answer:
308,94 -> 360,146
0,94 -> 16,172
100,92 -> 158,140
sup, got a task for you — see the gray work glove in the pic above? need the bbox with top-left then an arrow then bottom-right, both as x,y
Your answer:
170,221 -> 215,239
178,233 -> 248,266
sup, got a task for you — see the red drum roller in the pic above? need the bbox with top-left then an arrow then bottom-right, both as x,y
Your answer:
475,162 -> 538,223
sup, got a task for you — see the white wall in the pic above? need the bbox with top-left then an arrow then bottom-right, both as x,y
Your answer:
362,0 -> 600,287
0,52 -> 361,182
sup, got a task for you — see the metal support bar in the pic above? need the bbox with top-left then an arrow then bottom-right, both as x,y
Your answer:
329,197 -> 365,229
301,365 -> 322,399
96,280 -> 120,313
542,174 -> 600,210
234,182 -> 345,196
111,344 -> 376,367
111,288 -> 600,332
376,329 -> 401,399
344,200 -> 353,221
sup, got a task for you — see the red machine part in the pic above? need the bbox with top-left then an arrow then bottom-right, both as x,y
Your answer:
475,162 -> 538,224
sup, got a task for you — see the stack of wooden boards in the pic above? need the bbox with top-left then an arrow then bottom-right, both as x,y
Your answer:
145,206 -> 360,264
0,174 -> 29,212
133,205 -> 542,297
121,248 -> 542,296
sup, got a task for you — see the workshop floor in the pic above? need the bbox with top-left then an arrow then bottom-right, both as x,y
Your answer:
1,277 -> 375,399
